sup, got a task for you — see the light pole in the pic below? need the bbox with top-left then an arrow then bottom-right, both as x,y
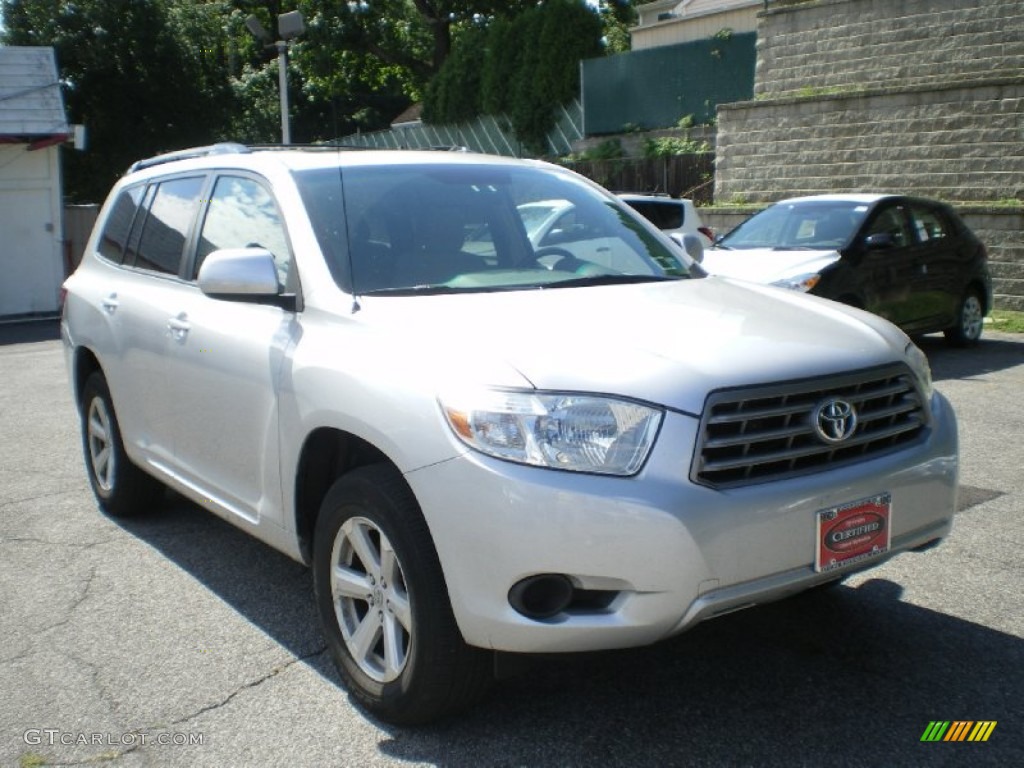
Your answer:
245,11 -> 305,145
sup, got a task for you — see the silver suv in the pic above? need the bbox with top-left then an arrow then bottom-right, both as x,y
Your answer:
63,144 -> 958,724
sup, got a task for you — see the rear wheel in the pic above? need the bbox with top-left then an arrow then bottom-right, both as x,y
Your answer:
943,288 -> 984,347
80,372 -> 163,516
313,464 -> 491,724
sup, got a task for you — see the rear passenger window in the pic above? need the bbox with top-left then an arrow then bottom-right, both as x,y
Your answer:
97,186 -> 144,263
910,205 -> 950,242
195,176 -> 291,287
133,177 -> 205,275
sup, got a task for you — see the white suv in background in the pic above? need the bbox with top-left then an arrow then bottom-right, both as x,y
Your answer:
617,192 -> 716,247
63,144 -> 958,725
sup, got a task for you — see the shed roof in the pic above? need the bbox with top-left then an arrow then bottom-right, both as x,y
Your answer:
0,46 -> 70,143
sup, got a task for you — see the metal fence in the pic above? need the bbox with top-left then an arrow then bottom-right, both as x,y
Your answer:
581,32 -> 756,135
339,100 -> 584,158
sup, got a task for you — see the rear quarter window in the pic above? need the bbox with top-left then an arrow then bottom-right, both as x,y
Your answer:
97,187 -> 144,264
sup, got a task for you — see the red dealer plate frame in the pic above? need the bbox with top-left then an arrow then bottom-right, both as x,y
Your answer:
815,493 -> 892,573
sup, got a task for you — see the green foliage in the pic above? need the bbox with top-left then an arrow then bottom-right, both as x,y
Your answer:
2,0 -> 235,201
427,0 -> 603,154
563,139 -> 624,162
990,310 -> 1024,333
480,16 -> 523,116
0,0 -> 607,197
423,24 -> 487,124
598,0 -> 638,54
642,136 -> 711,158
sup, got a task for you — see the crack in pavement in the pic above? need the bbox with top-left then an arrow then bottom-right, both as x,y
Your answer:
30,645 -> 332,766
166,644 -> 331,729
0,536 -> 116,550
0,486 -> 91,512
27,561 -> 100,637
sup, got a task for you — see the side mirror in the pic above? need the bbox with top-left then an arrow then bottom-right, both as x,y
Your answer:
671,232 -> 705,263
864,232 -> 896,250
198,247 -> 280,298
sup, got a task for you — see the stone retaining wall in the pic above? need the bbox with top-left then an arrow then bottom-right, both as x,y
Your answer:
713,0 -> 1024,308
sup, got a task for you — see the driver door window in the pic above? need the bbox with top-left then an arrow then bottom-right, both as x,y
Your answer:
195,176 -> 293,289
864,206 -> 912,247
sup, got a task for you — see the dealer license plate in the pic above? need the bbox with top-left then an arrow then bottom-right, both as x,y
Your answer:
815,493 -> 892,573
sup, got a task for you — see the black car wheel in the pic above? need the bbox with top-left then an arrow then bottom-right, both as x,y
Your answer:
80,372 -> 164,516
313,464 -> 491,725
943,288 -> 984,347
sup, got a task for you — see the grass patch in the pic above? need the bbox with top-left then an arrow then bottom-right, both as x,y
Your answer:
989,310 -> 1024,333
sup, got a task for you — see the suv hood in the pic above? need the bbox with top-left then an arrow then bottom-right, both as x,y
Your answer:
700,247 -> 841,285
357,277 -> 906,415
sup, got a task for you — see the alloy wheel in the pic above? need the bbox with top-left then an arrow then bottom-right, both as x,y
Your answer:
960,293 -> 984,341
330,516 -> 412,683
87,396 -> 116,493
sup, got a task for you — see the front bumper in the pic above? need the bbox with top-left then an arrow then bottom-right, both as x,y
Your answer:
406,391 -> 958,653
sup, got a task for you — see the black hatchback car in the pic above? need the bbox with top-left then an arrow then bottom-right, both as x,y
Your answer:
701,194 -> 992,346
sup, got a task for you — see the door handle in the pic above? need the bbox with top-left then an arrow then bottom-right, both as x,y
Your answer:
101,294 -> 119,314
167,314 -> 191,342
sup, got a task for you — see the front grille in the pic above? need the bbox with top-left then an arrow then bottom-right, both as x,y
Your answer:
691,364 -> 928,488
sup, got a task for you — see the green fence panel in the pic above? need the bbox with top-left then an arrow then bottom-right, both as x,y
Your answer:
582,32 -> 756,135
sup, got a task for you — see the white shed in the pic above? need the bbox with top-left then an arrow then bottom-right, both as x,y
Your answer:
0,46 -> 70,319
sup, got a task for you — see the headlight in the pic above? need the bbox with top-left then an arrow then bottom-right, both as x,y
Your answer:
771,272 -> 821,292
440,389 -> 662,475
904,341 -> 933,399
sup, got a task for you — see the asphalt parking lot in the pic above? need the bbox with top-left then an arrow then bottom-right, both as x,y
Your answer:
0,321 -> 1021,767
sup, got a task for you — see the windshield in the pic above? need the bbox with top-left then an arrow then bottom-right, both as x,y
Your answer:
719,200 -> 871,250
295,163 -> 693,295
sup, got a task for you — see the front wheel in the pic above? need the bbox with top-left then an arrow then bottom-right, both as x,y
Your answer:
943,288 -> 984,347
80,372 -> 163,517
312,465 -> 491,724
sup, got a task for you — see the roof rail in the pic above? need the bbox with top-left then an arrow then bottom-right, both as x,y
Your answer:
127,142 -> 250,173
246,142 -> 370,152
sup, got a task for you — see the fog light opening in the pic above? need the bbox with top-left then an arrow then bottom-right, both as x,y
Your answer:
508,574 -> 575,620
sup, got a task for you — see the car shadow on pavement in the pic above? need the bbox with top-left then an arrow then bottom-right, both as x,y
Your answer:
112,493 -> 1023,767
916,332 -> 1024,381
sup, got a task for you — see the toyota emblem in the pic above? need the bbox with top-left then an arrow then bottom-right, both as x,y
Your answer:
812,398 -> 858,444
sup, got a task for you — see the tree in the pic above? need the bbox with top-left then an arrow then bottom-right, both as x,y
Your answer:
430,0 -> 603,154
2,0 -> 235,201
598,0 -> 638,54
302,0 -> 534,97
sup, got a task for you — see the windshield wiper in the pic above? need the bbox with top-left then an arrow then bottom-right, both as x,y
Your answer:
543,274 -> 682,289
360,284 -> 473,296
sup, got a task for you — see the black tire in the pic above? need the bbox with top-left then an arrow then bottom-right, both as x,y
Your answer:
79,372 -> 163,517
312,464 -> 492,725
943,287 -> 984,347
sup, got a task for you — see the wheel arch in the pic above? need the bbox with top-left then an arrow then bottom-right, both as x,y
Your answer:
965,278 -> 990,315
293,427 -> 398,564
72,347 -> 103,406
